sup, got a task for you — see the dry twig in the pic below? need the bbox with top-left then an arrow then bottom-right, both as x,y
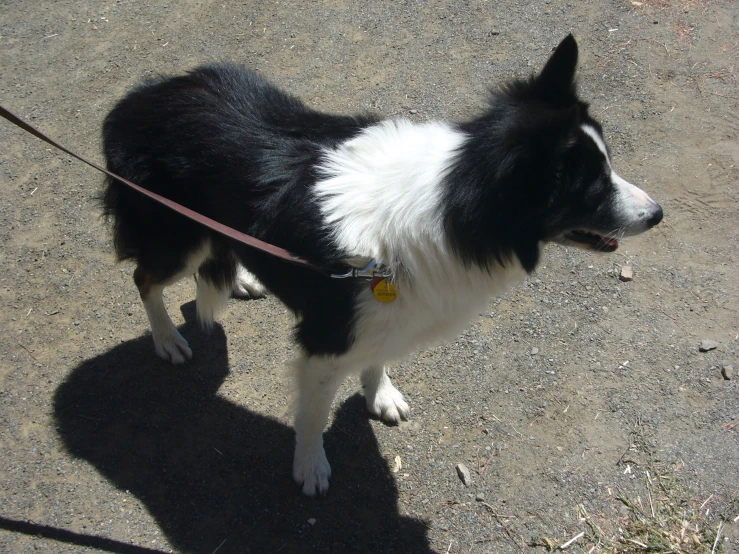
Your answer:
559,531 -> 584,550
18,343 -> 37,361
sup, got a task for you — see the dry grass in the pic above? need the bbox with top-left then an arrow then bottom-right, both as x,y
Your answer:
571,422 -> 735,553
528,419 -> 735,552
606,466 -> 726,552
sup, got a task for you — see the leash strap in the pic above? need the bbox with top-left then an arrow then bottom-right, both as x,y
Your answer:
0,104 -> 336,275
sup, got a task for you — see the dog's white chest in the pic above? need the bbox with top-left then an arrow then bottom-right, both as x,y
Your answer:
347,261 -> 527,367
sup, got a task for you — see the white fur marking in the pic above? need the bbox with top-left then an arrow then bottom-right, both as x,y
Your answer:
143,284 -> 192,364
582,124 -> 660,232
293,441 -> 332,497
610,170 -> 661,235
139,241 -> 212,364
233,265 -> 267,298
581,124 -> 611,168
292,356 -> 345,496
612,171 -> 654,207
315,120 -> 466,276
195,277 -> 231,327
361,366 -> 410,423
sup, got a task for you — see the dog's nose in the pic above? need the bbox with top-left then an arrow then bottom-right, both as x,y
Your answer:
647,205 -> 663,228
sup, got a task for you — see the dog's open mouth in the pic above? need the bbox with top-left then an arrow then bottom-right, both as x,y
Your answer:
564,230 -> 619,252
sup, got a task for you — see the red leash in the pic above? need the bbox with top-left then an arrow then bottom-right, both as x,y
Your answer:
0,104 -> 336,275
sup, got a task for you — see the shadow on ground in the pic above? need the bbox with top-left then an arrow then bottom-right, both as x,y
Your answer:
53,303 -> 431,554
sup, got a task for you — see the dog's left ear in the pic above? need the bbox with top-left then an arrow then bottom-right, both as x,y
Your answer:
533,34 -> 578,103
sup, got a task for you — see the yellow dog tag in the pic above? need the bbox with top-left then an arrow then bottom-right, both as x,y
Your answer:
370,277 -> 398,303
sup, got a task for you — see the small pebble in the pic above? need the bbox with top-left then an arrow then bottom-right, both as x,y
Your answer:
307,518 -> 316,525
699,340 -> 718,352
531,347 -> 539,355
475,493 -> 485,502
456,463 -> 472,486
409,109 -> 418,114
721,365 -> 734,380
619,266 -> 633,282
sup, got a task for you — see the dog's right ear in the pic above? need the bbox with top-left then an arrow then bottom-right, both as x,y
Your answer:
532,34 -> 579,105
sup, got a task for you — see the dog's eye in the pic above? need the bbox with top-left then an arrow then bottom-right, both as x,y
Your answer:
581,177 -> 609,209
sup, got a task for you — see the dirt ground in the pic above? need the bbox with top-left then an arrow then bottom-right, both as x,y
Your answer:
1,1 -> 737,553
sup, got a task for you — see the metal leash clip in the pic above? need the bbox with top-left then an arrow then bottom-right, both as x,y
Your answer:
330,259 -> 393,280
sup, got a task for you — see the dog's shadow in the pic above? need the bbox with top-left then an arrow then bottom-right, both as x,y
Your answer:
53,302 -> 431,554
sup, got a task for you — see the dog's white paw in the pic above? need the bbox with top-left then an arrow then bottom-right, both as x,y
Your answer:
365,380 -> 410,424
233,266 -> 267,299
293,443 -> 331,496
152,325 -> 192,364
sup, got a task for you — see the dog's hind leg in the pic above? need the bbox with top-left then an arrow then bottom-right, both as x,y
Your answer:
134,265 -> 193,364
195,276 -> 232,328
232,264 -> 267,299
361,365 -> 410,424
292,355 -> 345,496
133,240 -> 213,364
195,258 -> 236,327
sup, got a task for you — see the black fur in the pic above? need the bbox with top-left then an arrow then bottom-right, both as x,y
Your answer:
442,34 -> 614,273
102,65 -> 378,355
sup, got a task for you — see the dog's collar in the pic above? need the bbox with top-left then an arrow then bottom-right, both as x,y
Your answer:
330,259 -> 393,280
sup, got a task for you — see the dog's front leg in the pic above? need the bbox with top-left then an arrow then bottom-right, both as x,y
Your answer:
361,366 -> 410,424
292,356 -> 344,496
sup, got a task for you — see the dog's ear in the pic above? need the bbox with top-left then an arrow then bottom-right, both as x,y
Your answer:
532,34 -> 578,104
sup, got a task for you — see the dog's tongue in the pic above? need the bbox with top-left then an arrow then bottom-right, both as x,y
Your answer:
602,237 -> 618,249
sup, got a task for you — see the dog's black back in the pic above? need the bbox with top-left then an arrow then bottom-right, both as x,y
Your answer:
102,66 -> 377,354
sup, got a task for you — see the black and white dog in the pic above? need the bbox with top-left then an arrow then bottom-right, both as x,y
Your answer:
102,35 -> 662,495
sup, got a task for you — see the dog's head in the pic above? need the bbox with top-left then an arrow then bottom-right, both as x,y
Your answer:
533,35 -> 663,253
445,35 -> 663,273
